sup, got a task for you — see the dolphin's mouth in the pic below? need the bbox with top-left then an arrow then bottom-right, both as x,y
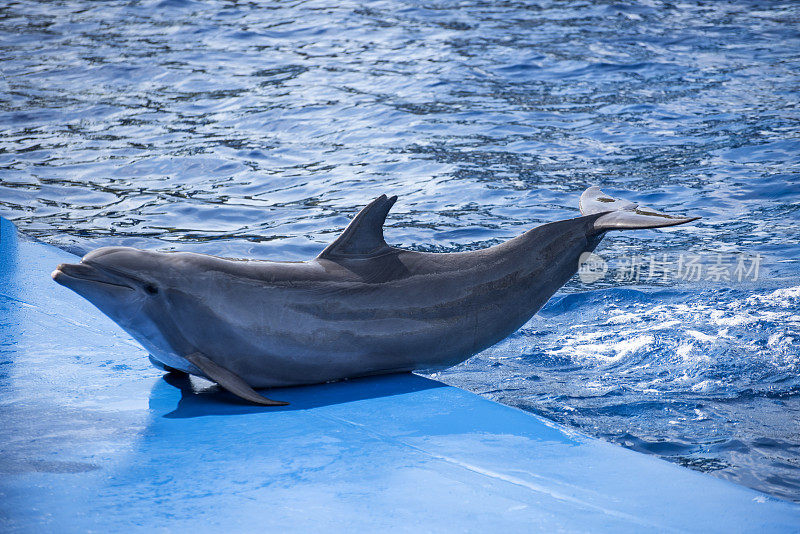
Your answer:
52,262 -> 135,291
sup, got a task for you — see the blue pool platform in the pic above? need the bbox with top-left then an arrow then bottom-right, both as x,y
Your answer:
1,216 -> 799,533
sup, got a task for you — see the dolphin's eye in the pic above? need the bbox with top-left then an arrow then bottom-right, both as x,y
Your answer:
144,284 -> 159,295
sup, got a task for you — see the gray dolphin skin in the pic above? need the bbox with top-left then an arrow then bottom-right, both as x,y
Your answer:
52,186 -> 699,405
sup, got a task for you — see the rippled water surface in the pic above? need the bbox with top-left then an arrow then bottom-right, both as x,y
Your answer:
2,0 -> 799,501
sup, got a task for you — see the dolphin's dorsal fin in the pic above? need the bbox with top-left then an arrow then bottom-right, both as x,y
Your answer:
318,194 -> 398,259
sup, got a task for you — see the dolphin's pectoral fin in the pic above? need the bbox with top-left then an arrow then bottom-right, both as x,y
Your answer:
148,354 -> 188,376
183,352 -> 289,406
318,194 -> 398,259
579,185 -> 700,233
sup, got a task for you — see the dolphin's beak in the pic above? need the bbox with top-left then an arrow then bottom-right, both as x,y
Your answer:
52,262 -> 135,292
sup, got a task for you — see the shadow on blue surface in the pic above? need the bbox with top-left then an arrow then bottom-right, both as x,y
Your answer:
157,372 -> 446,418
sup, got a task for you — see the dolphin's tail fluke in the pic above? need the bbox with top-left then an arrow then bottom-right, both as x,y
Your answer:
580,186 -> 700,233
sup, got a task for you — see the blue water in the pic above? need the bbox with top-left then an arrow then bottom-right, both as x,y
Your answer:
1,0 -> 799,501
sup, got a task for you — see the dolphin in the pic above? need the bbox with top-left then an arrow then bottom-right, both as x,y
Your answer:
52,186 -> 699,405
